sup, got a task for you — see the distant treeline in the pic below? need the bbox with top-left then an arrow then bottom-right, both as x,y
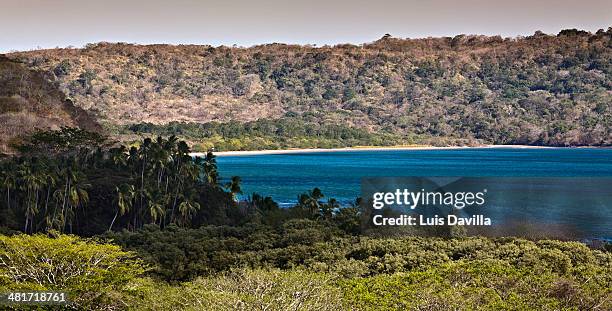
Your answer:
117,118 -> 412,151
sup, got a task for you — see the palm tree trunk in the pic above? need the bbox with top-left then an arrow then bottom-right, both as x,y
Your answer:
109,210 -> 119,231
61,180 -> 69,232
139,158 -> 146,228
44,186 -> 50,215
25,187 -> 32,233
6,186 -> 10,210
170,178 -> 182,223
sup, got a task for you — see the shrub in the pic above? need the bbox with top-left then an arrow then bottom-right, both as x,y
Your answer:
0,233 -> 145,310
341,259 -> 612,310
129,269 -> 345,311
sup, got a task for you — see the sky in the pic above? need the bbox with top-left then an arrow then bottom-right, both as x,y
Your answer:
1,0 -> 610,52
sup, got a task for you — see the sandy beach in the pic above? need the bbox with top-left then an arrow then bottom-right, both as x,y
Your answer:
191,144 -> 565,157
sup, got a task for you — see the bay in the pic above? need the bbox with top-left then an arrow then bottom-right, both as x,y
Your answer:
216,148 -> 612,238
217,148 -> 612,204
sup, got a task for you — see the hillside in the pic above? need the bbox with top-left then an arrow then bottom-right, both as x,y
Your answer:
0,55 -> 100,154
5,28 -> 612,149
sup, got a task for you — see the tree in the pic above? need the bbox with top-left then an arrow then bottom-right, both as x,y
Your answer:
0,162 -> 16,211
0,133 -> 235,234
298,188 -> 324,217
177,197 -> 200,227
17,127 -> 106,155
249,192 -> 279,211
0,233 -> 144,309
225,176 -> 242,201
202,152 -> 219,186
109,183 -> 134,231
320,198 -> 339,220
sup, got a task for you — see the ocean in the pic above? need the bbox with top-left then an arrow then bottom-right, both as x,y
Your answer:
216,147 -> 612,237
217,148 -> 612,203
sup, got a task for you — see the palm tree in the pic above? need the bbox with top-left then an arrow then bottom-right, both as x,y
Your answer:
53,159 -> 89,233
146,189 -> 167,225
249,193 -> 279,211
41,161 -> 58,232
169,143 -> 198,223
18,158 -> 48,233
0,163 -> 17,210
1,134 -> 220,233
202,152 -> 219,186
225,176 -> 242,201
177,196 -> 200,227
109,183 -> 134,231
164,135 -> 178,155
320,198 -> 339,220
109,146 -> 128,167
151,136 -> 170,189
302,188 -> 324,216
65,168 -> 89,233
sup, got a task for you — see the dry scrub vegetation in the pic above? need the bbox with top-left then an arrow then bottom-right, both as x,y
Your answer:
0,56 -> 100,153
5,28 -> 611,148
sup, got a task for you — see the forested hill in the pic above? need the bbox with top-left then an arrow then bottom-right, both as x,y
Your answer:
6,28 -> 612,149
0,55 -> 100,154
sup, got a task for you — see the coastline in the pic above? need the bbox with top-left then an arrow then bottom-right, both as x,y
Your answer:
190,144 -> 592,157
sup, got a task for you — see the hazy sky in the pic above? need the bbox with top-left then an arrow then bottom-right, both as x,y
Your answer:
1,0 -> 610,52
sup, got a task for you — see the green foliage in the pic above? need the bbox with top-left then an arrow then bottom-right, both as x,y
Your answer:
122,257 -> 611,310
122,119 -> 408,152
104,228 -> 612,310
247,192 -> 279,211
0,233 -> 144,310
341,259 -> 611,310
53,60 -> 72,77
16,127 -> 106,154
128,269 -> 345,311
1,227 -> 609,310
224,176 -> 242,201
77,69 -> 97,90
0,132 -> 229,235
104,220 -> 341,281
107,222 -> 612,283
0,132 -> 360,238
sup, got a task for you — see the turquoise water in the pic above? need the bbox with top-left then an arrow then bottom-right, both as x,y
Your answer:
217,148 -> 612,205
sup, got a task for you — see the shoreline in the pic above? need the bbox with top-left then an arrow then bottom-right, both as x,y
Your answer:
191,144 -> 609,157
